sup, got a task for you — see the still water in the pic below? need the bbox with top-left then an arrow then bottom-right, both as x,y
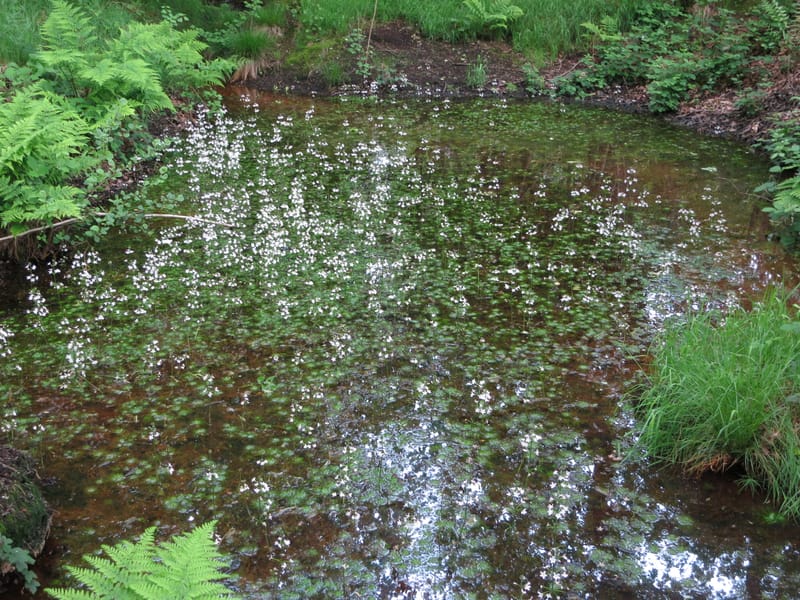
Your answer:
2,92 -> 799,598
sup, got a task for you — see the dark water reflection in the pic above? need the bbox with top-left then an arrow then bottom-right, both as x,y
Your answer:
1,91 -> 799,598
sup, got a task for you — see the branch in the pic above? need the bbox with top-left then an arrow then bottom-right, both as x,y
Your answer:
0,212 -> 238,244
365,0 -> 379,58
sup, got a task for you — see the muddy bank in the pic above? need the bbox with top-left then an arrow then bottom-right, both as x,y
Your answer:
0,446 -> 51,591
243,21 -> 798,147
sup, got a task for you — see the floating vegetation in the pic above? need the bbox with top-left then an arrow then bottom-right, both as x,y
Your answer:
1,95 -> 799,597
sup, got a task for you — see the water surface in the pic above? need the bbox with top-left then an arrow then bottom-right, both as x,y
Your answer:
2,92 -> 799,598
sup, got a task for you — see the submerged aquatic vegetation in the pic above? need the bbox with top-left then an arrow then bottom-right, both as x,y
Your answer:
633,288 -> 800,519
0,96 -> 796,597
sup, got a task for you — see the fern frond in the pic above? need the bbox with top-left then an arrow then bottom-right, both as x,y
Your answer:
63,564 -> 139,600
0,88 -> 91,182
152,521 -> 233,598
80,58 -> 174,113
111,22 -> 233,95
34,0 -> 99,95
39,0 -> 99,55
45,522 -> 239,600
45,586 -> 95,600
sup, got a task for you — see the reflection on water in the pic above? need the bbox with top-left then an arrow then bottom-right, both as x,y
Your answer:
1,92 -> 799,598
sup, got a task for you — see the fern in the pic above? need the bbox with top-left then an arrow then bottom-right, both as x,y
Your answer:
39,0 -> 98,54
462,0 -> 524,37
581,15 -> 623,43
753,0 -> 791,51
0,88 -> 92,229
35,0 -> 98,97
46,521 -> 239,600
79,57 -> 174,114
112,22 -> 234,97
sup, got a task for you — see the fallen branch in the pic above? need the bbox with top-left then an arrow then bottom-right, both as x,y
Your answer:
0,212 -> 238,245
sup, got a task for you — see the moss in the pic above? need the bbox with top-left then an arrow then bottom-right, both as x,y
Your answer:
285,36 -> 340,74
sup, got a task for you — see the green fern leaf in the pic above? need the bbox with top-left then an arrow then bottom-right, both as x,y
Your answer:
111,22 -> 233,95
40,0 -> 99,53
152,521 -> 233,599
46,522 -> 239,600
45,587 -> 95,600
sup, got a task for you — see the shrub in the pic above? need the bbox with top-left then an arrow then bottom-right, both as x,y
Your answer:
0,535 -> 38,594
632,289 -> 800,519
46,521 -> 239,600
522,62 -> 546,95
646,53 -> 696,113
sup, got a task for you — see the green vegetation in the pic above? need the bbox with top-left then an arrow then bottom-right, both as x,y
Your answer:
0,534 -> 39,593
0,0 -> 233,241
466,56 -> 488,88
294,0 -> 638,58
0,0 -> 48,65
562,0 -> 799,247
632,289 -> 800,520
759,111 -> 800,248
46,521 -> 239,600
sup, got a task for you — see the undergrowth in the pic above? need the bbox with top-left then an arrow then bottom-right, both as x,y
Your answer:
632,288 -> 800,520
0,0 -> 233,241
296,0 -> 639,58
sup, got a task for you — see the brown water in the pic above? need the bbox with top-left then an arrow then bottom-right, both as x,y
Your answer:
1,91 -> 799,598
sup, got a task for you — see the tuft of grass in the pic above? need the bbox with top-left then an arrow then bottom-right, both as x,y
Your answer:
466,55 -> 488,88
632,288 -> 800,519
228,28 -> 276,59
320,60 -> 346,86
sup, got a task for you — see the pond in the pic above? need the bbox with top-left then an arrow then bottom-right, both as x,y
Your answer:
2,92 -> 800,598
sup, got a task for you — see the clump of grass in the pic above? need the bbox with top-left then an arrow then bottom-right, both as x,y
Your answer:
466,56 -> 488,88
632,288 -> 800,519
228,28 -> 276,59
320,60 -> 345,86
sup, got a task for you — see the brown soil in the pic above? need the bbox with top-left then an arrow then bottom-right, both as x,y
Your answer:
244,20 -> 799,147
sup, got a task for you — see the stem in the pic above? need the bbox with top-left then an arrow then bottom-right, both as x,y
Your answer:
365,0 -> 379,59
0,212 -> 238,244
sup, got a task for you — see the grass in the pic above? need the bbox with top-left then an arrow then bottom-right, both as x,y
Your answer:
0,0 -> 137,65
253,2 -> 290,28
297,0 -> 641,59
0,0 -> 49,64
632,288 -> 800,519
228,28 -> 276,59
0,0 -> 650,69
301,0 -> 637,58
466,56 -> 488,88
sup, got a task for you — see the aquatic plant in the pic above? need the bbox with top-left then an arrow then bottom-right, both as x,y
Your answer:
0,97 -> 787,596
632,288 -> 800,519
46,521 -> 239,600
